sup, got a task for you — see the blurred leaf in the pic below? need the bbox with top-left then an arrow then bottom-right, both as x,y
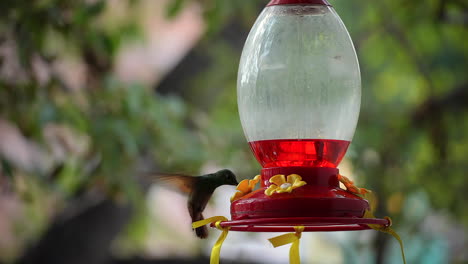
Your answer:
86,1 -> 106,18
1,159 -> 14,178
166,0 -> 186,18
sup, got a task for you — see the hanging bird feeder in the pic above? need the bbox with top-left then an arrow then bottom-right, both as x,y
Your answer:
231,0 -> 385,232
193,0 -> 405,263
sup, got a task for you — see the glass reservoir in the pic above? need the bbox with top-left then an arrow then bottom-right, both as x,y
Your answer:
238,3 -> 361,169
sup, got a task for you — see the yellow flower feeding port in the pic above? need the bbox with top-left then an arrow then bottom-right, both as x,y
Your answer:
265,174 -> 307,196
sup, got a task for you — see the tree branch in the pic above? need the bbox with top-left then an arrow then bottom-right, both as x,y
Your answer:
412,82 -> 468,124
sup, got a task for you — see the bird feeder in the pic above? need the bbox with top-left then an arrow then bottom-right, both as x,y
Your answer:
227,0 -> 389,232
193,1 -> 405,263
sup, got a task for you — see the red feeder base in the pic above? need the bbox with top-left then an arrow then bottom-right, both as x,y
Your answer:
229,167 -> 374,231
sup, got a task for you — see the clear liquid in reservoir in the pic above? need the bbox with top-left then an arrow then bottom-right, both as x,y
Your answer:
248,139 -> 350,168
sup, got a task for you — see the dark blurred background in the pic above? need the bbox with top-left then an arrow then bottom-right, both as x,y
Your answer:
0,0 -> 467,263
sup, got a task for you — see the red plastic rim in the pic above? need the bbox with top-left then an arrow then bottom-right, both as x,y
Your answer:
210,217 -> 390,232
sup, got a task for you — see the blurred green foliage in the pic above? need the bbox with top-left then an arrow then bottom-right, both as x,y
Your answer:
0,0 -> 467,263
0,0 -> 207,259
336,0 -> 468,224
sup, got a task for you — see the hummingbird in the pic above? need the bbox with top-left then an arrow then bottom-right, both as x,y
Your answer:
150,169 -> 238,238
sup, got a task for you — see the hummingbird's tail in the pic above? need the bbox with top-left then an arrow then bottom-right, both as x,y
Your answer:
194,213 -> 208,239
195,225 -> 208,239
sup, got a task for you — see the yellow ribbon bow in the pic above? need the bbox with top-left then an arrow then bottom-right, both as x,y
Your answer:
268,226 -> 305,264
192,216 -> 230,264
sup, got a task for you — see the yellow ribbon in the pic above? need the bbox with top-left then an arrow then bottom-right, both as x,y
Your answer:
268,226 -> 305,264
192,216 -> 230,264
336,174 -> 405,264
363,210 -> 406,264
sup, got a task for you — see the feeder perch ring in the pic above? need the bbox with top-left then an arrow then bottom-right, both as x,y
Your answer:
210,217 -> 390,232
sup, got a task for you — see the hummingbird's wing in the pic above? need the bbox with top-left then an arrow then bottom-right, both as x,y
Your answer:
149,173 -> 197,194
